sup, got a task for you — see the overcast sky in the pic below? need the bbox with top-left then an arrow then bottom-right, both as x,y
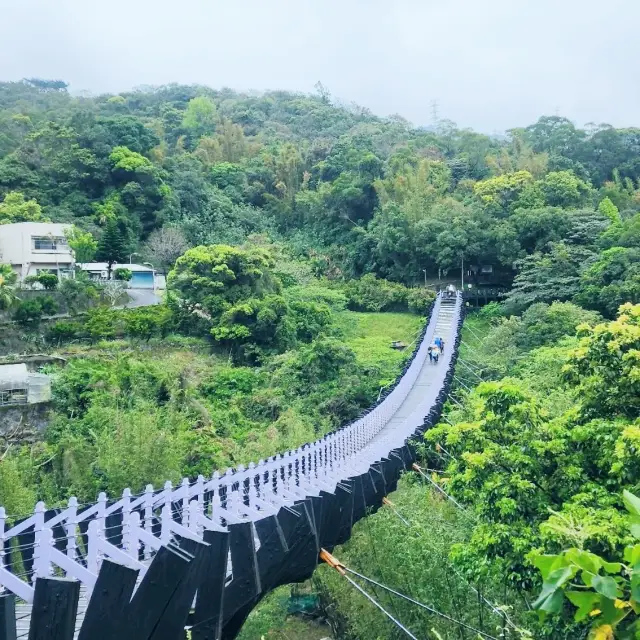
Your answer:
2,0 -> 638,133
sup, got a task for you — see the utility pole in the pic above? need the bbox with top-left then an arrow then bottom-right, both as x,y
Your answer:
430,100 -> 439,128
461,256 -> 464,291
422,269 -> 427,288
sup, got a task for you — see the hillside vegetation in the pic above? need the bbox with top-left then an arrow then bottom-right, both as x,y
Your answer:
0,79 -> 638,312
1,79 -> 640,639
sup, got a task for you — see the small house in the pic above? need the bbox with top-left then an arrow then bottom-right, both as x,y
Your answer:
0,363 -> 51,406
79,262 -> 157,289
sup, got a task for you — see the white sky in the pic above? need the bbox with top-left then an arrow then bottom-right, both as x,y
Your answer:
2,0 -> 639,132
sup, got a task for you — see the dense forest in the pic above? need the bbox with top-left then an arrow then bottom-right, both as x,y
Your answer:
0,77 -> 638,310
1,78 -> 640,639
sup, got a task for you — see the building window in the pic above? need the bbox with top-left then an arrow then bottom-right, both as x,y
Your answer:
32,236 -> 67,251
36,268 -> 58,276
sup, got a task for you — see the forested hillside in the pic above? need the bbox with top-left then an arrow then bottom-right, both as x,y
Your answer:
1,78 -> 639,309
2,79 -> 640,639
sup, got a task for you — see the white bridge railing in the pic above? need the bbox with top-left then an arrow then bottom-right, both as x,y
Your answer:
0,292 -> 462,603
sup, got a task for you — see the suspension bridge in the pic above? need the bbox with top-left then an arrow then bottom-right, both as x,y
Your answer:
0,291 -> 463,640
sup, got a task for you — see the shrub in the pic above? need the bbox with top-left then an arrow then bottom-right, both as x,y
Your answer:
288,300 -> 333,342
22,275 -> 40,289
46,321 -> 83,345
113,268 -> 133,282
343,274 -> 408,312
37,273 -> 59,290
284,284 -> 347,311
406,287 -> 436,314
124,306 -> 172,341
59,274 -> 100,314
12,296 -> 58,325
517,301 -> 601,350
39,295 -> 58,316
477,300 -> 504,320
84,308 -> 118,342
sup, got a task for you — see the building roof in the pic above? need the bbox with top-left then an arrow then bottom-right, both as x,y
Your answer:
79,262 -> 155,273
0,222 -> 72,234
0,363 -> 28,390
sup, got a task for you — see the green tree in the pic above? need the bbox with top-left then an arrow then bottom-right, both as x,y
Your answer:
96,219 -> 128,278
564,303 -> 640,420
575,247 -> 640,317
504,242 -> 596,312
182,96 -> 218,140
168,244 -> 279,318
539,170 -> 591,208
36,273 -> 58,290
473,170 -> 534,214
598,196 -> 621,223
532,490 -> 640,639
59,273 -> 99,314
113,267 -> 132,281
65,226 -> 98,264
0,192 -> 47,224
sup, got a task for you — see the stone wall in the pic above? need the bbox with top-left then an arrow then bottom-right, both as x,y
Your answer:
0,402 -> 51,441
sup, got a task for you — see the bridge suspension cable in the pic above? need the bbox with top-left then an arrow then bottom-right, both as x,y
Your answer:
321,549 -> 500,640
380,497 -> 522,634
320,550 -> 419,640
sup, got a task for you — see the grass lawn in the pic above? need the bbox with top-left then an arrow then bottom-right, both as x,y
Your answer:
337,311 -> 424,385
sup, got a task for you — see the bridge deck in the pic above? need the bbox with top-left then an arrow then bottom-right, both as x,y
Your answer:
366,296 -> 457,452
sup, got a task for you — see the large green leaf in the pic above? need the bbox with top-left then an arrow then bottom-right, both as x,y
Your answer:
601,559 -> 622,574
565,549 -> 601,575
565,591 -> 600,622
631,572 -> 640,602
624,544 -> 640,568
533,587 -> 565,615
592,574 -> 622,600
533,566 -> 576,613
623,490 -> 640,517
629,516 -> 640,540
532,554 -> 564,581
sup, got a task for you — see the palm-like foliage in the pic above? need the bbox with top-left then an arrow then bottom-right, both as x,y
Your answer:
0,263 -> 18,310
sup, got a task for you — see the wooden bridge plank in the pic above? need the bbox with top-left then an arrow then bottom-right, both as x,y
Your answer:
78,559 -> 139,640
0,594 -> 16,640
191,530 -> 230,640
149,537 -> 209,640
116,544 -> 192,640
28,577 -> 80,640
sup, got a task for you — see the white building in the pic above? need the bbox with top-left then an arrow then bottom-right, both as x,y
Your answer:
0,363 -> 51,406
79,262 -> 158,289
0,222 -> 74,282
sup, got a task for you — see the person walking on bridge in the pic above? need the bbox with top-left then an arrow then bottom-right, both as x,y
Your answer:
431,344 -> 440,363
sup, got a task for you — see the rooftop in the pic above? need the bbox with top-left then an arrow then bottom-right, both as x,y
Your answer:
0,363 -> 28,390
0,222 -> 72,233
79,262 -> 155,272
